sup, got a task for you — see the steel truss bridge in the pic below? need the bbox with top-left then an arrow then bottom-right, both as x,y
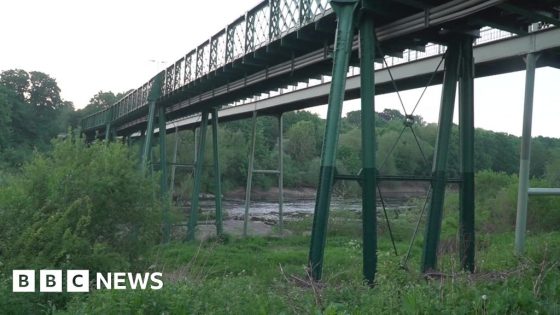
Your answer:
81,0 -> 560,284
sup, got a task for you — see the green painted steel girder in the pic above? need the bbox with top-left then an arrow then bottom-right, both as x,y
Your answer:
358,8 -> 378,286
244,112 -> 258,237
421,39 -> 461,273
141,72 -> 164,170
211,108 -> 224,236
159,104 -> 171,243
515,52 -> 539,256
458,35 -> 475,272
187,111 -> 210,241
308,0 -> 359,281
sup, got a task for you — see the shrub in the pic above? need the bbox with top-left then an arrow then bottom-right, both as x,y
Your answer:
0,134 -> 161,273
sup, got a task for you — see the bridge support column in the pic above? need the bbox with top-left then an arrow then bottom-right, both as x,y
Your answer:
359,7 -> 377,286
243,112 -> 285,236
243,112 -> 258,237
170,127 -> 179,198
187,111 -> 209,241
142,101 -> 156,169
212,108 -> 223,236
278,113 -> 284,233
104,107 -> 114,142
421,39 -> 461,273
104,123 -> 112,142
141,72 -> 164,170
459,35 -> 475,272
138,130 -> 145,161
158,104 -> 170,243
515,53 -> 539,255
308,0 -> 358,281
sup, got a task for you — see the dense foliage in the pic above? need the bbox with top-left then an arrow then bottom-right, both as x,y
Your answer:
0,136 -> 161,272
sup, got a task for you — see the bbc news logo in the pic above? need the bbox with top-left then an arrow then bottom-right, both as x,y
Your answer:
13,270 -> 163,292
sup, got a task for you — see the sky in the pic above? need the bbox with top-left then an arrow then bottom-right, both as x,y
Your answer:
1,0 -> 559,137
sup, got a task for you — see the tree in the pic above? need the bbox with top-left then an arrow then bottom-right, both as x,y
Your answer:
88,91 -> 119,111
0,69 -> 74,166
0,69 -> 29,101
0,86 -> 13,149
286,120 -> 317,164
28,71 -> 62,110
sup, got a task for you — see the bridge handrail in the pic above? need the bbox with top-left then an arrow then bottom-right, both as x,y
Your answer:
81,0 -> 331,131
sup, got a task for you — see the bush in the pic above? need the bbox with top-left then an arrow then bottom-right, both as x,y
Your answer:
0,134 -> 161,273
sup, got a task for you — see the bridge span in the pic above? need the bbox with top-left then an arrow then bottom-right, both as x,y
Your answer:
80,0 -> 560,284
142,26 -> 560,134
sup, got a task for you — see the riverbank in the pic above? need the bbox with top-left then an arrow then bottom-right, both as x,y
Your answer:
224,182 -> 429,201
56,210 -> 560,314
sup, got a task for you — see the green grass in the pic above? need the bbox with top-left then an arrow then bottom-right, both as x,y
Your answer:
49,210 -> 560,315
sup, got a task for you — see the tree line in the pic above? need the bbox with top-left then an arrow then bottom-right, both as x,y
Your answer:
3,68 -> 560,192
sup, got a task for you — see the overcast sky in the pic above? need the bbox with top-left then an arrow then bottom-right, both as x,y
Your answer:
1,0 -> 559,137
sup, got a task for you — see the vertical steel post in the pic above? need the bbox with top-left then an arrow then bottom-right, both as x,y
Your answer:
515,53 -> 538,255
186,111 -> 209,241
104,107 -> 113,142
142,73 -> 164,170
212,108 -> 223,236
459,36 -> 475,272
308,0 -> 358,281
421,40 -> 461,273
170,126 -> 179,196
138,130 -> 145,162
278,114 -> 284,233
244,112 -> 258,237
158,104 -> 170,243
359,8 -> 377,285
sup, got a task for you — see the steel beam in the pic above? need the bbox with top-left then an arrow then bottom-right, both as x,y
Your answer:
528,188 -> 560,195
186,111 -> 209,241
358,6 -> 377,286
278,114 -> 284,233
421,39 -> 461,273
515,53 -> 538,255
158,104 -> 170,243
244,111 -> 258,237
141,73 -> 164,170
308,0 -> 358,281
212,108 -> 223,236
170,127 -> 179,197
458,35 -> 475,272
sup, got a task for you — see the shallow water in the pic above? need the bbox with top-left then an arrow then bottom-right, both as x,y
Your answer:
195,197 -> 415,219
